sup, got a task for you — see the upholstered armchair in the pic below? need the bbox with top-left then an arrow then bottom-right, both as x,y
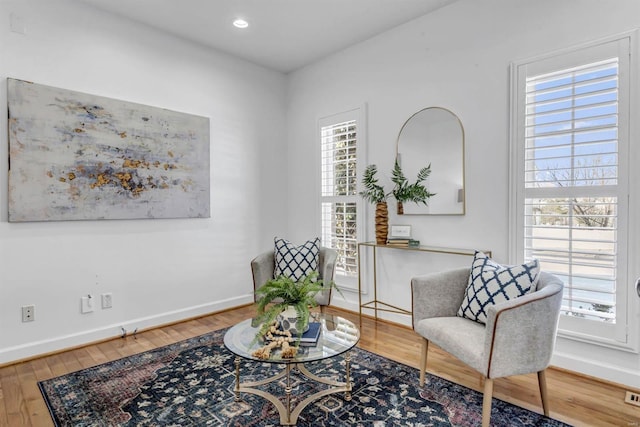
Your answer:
411,267 -> 564,427
251,247 -> 338,311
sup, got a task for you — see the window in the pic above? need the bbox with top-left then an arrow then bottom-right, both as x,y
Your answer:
319,108 -> 365,289
511,36 -> 632,347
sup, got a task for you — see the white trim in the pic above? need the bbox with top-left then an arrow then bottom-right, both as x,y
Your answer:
508,62 -> 521,263
511,30 -> 639,72
316,104 -> 368,293
509,31 -> 638,351
551,351 -> 640,389
625,29 -> 640,354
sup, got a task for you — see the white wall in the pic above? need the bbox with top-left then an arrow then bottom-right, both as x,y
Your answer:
0,0 -> 288,363
286,0 -> 640,388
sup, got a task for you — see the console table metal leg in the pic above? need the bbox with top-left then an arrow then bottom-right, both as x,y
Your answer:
372,246 -> 378,321
358,243 -> 363,328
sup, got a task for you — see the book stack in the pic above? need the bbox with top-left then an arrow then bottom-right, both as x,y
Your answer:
386,238 -> 420,247
298,322 -> 321,346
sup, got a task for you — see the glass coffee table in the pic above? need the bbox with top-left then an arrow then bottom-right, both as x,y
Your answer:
223,314 -> 360,426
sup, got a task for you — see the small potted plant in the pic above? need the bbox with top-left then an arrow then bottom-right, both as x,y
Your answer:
253,272 -> 340,340
360,161 -> 435,244
359,164 -> 392,245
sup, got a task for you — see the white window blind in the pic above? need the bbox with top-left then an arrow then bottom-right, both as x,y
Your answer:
321,118 -> 359,279
512,36 -> 632,346
321,121 -> 357,198
524,58 -> 619,322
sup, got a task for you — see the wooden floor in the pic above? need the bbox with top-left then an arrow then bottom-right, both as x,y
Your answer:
1,304 -> 639,426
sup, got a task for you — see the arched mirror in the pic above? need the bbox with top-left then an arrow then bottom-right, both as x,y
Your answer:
395,107 -> 465,215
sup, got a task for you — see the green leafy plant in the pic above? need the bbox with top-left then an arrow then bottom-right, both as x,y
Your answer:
359,161 -> 435,208
359,164 -> 391,203
253,272 -> 341,341
391,159 -> 435,207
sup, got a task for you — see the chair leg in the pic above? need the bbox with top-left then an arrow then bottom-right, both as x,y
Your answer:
538,370 -> 549,417
482,377 -> 493,427
419,338 -> 429,386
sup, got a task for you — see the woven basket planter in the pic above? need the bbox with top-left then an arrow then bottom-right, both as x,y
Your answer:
375,202 -> 389,245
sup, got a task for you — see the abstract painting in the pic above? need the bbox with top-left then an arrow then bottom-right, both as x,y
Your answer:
7,78 -> 210,222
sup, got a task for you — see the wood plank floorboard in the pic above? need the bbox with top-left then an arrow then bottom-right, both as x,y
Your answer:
1,304 -> 639,427
0,365 -> 30,427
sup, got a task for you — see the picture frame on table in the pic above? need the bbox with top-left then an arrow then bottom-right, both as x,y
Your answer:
390,225 -> 411,238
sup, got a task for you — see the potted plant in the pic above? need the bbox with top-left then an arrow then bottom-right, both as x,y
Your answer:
253,272 -> 340,341
390,159 -> 435,215
359,164 -> 391,245
360,162 -> 435,244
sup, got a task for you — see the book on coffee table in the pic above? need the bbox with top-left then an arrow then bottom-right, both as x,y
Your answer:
298,322 -> 321,345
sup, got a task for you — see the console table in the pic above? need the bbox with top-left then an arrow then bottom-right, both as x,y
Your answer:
357,242 -> 491,326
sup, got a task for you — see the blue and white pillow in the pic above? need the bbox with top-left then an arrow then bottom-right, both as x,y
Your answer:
457,251 -> 540,324
274,237 -> 320,282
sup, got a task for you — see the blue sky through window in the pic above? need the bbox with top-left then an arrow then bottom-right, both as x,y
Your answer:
526,60 -> 618,187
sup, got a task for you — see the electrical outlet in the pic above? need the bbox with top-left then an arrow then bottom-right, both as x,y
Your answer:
101,293 -> 113,309
22,305 -> 35,322
81,295 -> 94,314
625,391 -> 640,407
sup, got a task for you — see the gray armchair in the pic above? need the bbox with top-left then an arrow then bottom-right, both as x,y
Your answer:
411,267 -> 564,427
251,247 -> 338,311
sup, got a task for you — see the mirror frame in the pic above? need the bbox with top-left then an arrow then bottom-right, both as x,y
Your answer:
395,107 -> 465,215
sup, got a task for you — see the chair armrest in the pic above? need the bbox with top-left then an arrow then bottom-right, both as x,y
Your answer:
251,251 -> 275,301
483,281 -> 564,378
411,267 -> 470,328
319,247 -> 338,282
315,247 -> 338,306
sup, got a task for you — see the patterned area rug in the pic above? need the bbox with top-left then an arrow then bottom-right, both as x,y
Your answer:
39,328 -> 570,426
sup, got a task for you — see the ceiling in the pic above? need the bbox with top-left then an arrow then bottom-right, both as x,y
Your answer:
77,0 -> 459,73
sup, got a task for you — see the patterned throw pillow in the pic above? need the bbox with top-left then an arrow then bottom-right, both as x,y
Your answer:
274,237 -> 320,282
457,251 -> 540,324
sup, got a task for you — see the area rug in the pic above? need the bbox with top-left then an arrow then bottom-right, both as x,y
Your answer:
39,327 -> 570,426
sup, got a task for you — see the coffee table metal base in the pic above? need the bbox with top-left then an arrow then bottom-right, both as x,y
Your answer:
233,352 -> 353,426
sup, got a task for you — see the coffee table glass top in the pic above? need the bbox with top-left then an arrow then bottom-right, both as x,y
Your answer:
224,314 -> 359,364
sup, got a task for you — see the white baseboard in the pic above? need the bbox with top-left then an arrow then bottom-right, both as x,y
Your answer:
551,351 -> 640,389
0,294 -> 254,365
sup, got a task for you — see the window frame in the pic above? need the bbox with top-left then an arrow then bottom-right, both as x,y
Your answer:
509,33 -> 638,352
318,106 -> 367,292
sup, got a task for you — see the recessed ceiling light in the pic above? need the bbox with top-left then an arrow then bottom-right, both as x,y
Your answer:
233,19 -> 249,29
